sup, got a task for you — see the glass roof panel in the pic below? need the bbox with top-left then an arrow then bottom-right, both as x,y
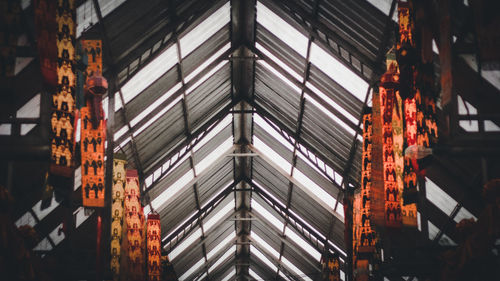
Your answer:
250,245 -> 278,272
284,226 -> 321,261
251,231 -> 280,259
282,256 -> 313,281
208,245 -> 236,273
310,43 -> 368,101
193,115 -> 232,152
252,198 -> 285,231
185,43 -> 231,83
255,114 -> 294,152
256,1 -> 308,58
148,168 -> 194,212
293,168 -> 338,214
204,199 -> 235,232
179,257 -> 205,281
194,137 -> 233,174
221,269 -> 236,281
249,268 -> 265,281
306,81 -> 359,124
304,93 -> 356,136
179,2 -> 230,58
207,232 -> 235,260
425,178 -> 457,216
254,136 -> 292,172
256,42 -> 303,82
169,228 -> 202,260
186,60 -> 229,95
257,60 -> 302,94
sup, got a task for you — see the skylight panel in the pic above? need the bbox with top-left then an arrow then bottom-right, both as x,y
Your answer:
179,257 -> 205,281
180,2 -> 230,58
279,271 -> 293,281
292,168 -> 338,213
221,269 -> 236,281
49,223 -> 65,246
296,149 -> 336,186
195,137 -> 233,174
249,269 -> 265,281
257,60 -> 302,94
425,178 -> 457,216
252,199 -> 285,231
310,43 -> 368,101
117,44 -> 178,109
453,206 -> 477,223
284,227 -> 321,262
162,210 -> 198,243
457,95 -> 478,115
207,232 -> 236,260
254,136 -> 292,172
328,240 -> 348,257
250,245 -> 278,272
288,208 -> 326,240
304,93 -> 356,136
193,115 -> 232,153
33,238 -> 53,252
282,257 -> 313,281
15,211 -> 37,228
252,180 -> 286,208
132,95 -> 183,138
256,1 -> 308,57
186,60 -> 229,95
17,93 -> 40,118
251,231 -> 280,259
256,42 -> 303,81
200,180 -> 232,210
32,197 -> 59,221
74,207 -> 93,228
208,245 -> 236,273
204,199 -> 235,233
169,228 -> 202,260
428,221 -> 457,246
254,114 -> 294,152
148,168 -> 194,212
185,43 -> 231,83
197,272 -> 207,281
131,83 -> 183,128
306,82 -> 359,125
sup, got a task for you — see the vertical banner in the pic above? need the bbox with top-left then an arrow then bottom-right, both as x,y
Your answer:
50,0 -> 75,178
147,213 -> 161,281
111,155 -> 127,279
81,40 -> 106,207
379,63 -> 402,228
123,170 -> 145,281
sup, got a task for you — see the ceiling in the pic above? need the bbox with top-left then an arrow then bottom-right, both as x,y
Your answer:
4,0 -> 500,280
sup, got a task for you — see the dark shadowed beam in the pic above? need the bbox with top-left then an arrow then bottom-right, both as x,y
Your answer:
231,0 -> 257,279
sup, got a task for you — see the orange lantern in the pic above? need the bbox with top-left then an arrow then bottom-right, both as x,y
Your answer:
111,155 -> 127,278
147,213 -> 161,281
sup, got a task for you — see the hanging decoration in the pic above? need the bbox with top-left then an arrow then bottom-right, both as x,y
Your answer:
321,253 -> 340,281
352,110 -> 378,280
111,155 -> 127,279
49,0 -> 76,179
147,213 -> 161,281
379,60 -> 402,228
80,40 -> 107,207
122,170 -> 145,281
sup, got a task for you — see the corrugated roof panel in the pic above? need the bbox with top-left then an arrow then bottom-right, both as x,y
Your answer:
147,157 -> 192,200
282,245 -> 320,279
182,25 -> 230,77
173,245 -> 205,280
308,64 -> 364,118
256,24 -> 306,77
114,66 -> 178,131
204,223 -> 235,255
159,190 -> 197,240
252,158 -> 291,205
197,160 -> 233,206
194,124 -> 232,165
294,156 -> 339,199
251,220 -> 282,256
289,186 -> 331,235
254,123 -> 294,164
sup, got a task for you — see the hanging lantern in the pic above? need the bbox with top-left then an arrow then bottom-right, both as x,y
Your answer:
80,40 -> 106,207
49,0 -> 76,178
123,170 -> 145,281
147,213 -> 161,281
111,155 -> 127,279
